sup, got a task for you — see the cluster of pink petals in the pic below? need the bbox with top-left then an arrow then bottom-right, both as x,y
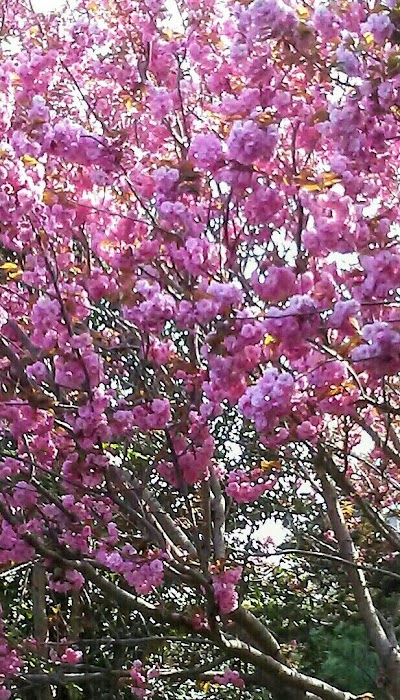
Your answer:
214,668 -> 245,688
226,468 -> 276,503
129,660 -> 159,698
96,546 -> 166,595
238,369 -> 294,433
211,567 -> 243,615
0,609 -> 21,700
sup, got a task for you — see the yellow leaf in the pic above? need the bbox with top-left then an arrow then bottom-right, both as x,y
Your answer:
387,52 -> 400,76
391,105 -> 400,120
0,262 -> 19,273
162,28 -> 184,41
342,380 -> 355,391
42,189 -> 56,205
294,169 -> 341,192
297,6 -> 309,19
363,32 -> 374,45
312,108 -> 329,124
293,169 -> 320,191
0,262 -> 22,281
120,92 -> 137,111
21,155 -> 39,167
302,182 -> 322,192
198,681 -> 211,693
229,76 -> 244,93
322,171 -> 342,188
257,112 -> 275,127
342,500 -> 354,517
260,459 -> 281,471
336,334 -> 363,357
327,385 -> 343,397
8,270 -> 23,281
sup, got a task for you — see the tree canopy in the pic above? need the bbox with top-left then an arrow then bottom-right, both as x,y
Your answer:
0,0 -> 400,698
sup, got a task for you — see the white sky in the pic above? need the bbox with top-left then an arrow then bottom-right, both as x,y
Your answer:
31,0 -> 63,10
31,0 -> 184,21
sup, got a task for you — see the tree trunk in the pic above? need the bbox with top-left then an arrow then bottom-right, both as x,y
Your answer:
32,562 -> 53,700
319,466 -> 400,699
382,649 -> 400,700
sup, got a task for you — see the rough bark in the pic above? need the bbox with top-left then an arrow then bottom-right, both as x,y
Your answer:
319,467 -> 400,699
32,562 -> 52,700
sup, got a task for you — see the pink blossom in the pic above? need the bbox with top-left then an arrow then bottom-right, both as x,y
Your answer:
361,13 -> 393,44
352,322 -> 400,376
28,95 -> 49,122
211,567 -> 242,614
150,87 -> 175,119
61,648 -> 83,664
252,266 -> 296,303
238,369 -> 294,434
214,668 -> 245,688
227,120 -> 278,165
244,0 -> 297,38
226,468 -> 276,503
132,398 -> 171,431
189,133 -> 224,170
129,660 -> 152,698
26,361 -> 49,383
328,300 -> 361,335
336,45 -> 362,77
13,482 -> 38,508
1,1 -> 400,693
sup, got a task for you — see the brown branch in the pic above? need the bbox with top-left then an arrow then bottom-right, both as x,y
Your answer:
325,455 -> 400,552
354,416 -> 400,470
32,563 -> 52,700
218,636 -> 355,700
109,464 -> 198,558
0,480 -> 360,700
230,607 -> 285,663
317,466 -> 397,665
40,635 -> 214,647
209,465 -> 226,561
250,548 -> 400,583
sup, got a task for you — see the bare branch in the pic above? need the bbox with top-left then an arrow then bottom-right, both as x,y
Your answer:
209,465 -> 226,561
317,463 -> 400,687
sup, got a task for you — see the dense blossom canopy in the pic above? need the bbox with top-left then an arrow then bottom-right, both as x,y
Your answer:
1,0 -> 400,698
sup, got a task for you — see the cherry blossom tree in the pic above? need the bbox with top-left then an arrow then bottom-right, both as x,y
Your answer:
1,0 -> 400,697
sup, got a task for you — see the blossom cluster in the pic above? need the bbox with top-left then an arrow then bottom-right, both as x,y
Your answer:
0,0 -> 400,691
0,609 -> 20,700
96,546 -> 166,595
211,567 -> 243,615
129,660 -> 159,698
226,468 -> 277,503
214,668 -> 245,688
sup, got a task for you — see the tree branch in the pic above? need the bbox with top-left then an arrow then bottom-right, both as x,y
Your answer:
209,465 -> 226,561
249,548 -> 400,583
317,465 -> 397,664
